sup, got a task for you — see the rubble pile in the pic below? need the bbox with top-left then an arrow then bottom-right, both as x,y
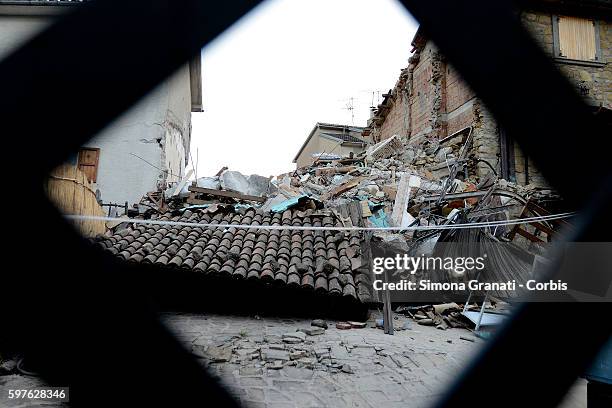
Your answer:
396,301 -> 510,331
122,130 -> 563,245
191,319 -> 365,373
98,131 -> 570,325
191,315 -> 460,374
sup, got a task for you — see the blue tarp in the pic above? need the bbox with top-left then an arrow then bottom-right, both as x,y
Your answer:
369,208 -> 389,227
365,200 -> 389,227
270,195 -> 309,213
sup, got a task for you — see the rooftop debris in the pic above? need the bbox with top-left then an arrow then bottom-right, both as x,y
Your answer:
366,134 -> 403,161
98,132 -> 570,318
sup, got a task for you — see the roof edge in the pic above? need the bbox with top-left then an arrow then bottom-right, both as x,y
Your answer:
293,122 -> 365,163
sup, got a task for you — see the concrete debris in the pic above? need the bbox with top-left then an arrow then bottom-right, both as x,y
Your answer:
196,176 -> 221,190
395,302 -> 512,331
218,170 -> 277,197
366,135 -> 403,161
298,327 -> 326,336
417,318 -> 435,326
282,331 -> 306,343
341,364 -> 354,374
311,319 -> 328,329
0,359 -> 17,375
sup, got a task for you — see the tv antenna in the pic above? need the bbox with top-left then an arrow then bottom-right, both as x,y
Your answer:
343,97 -> 355,125
358,89 -> 383,109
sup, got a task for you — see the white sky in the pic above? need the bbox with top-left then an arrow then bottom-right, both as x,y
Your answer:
191,0 -> 417,178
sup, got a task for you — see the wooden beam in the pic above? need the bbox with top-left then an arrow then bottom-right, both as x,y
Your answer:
321,176 -> 366,201
186,197 -> 216,205
171,169 -> 194,196
188,186 -> 266,203
314,166 -> 356,176
215,166 -> 228,177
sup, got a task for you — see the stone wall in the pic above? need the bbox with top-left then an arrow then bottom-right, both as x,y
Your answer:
521,10 -> 611,108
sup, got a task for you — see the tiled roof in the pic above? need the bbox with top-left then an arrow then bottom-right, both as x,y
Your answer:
95,207 -> 373,303
321,132 -> 365,144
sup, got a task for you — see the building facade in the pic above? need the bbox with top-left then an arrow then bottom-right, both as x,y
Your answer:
362,0 -> 610,189
0,0 -> 203,208
293,123 -> 366,169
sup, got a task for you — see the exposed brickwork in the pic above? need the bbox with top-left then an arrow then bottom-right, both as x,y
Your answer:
378,90 -> 410,141
409,43 -> 436,140
362,5 -> 610,189
446,106 -> 475,137
365,69 -> 411,143
445,65 -> 475,113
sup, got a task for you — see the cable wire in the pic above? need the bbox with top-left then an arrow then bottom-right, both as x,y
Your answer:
66,212 -> 575,232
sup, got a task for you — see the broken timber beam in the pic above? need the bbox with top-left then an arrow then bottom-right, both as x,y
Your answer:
188,186 -> 266,203
171,169 -> 194,197
314,166 -> 356,176
321,176 -> 366,201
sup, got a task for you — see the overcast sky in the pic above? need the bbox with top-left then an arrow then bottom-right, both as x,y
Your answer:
191,0 -> 417,178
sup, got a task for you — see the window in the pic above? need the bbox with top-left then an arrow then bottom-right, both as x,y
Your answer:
552,15 -> 603,65
77,147 -> 100,182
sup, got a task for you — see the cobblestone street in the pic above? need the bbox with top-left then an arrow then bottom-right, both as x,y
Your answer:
162,312 -> 484,408
0,311 -> 587,408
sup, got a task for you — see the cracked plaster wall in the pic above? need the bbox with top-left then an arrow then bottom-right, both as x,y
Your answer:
0,14 -> 192,207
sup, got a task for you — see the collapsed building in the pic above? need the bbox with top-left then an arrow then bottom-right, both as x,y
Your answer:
91,0 -> 608,324
363,0 -> 611,189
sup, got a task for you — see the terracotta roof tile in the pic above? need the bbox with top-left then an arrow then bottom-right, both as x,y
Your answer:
97,207 -> 371,303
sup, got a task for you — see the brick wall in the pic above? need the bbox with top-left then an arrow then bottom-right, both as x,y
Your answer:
445,64 -> 477,137
409,45 -> 435,139
363,6 -> 609,189
378,91 -> 410,141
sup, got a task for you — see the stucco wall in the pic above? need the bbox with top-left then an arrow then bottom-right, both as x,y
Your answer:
0,12 -> 192,207
296,130 -> 365,169
88,66 -> 191,206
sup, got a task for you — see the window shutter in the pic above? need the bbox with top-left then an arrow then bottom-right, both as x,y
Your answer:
558,16 -> 596,61
77,148 -> 100,182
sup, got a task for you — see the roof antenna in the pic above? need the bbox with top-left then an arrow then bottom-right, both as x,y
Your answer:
343,97 -> 355,125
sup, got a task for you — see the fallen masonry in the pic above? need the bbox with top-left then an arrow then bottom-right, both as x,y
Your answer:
93,121 -> 572,323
